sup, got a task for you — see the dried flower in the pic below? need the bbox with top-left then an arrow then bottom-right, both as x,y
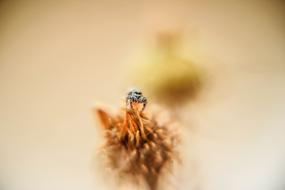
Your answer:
95,90 -> 179,190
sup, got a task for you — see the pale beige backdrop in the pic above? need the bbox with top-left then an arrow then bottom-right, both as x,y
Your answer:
0,1 -> 285,190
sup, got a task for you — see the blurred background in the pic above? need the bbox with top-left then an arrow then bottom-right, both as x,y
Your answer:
0,0 -> 285,190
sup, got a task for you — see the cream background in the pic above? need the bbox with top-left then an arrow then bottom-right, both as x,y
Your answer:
0,1 -> 285,190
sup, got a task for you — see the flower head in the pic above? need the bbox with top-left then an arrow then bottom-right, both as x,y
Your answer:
95,90 -> 179,190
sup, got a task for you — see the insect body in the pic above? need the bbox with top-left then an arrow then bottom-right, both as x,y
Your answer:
126,89 -> 147,112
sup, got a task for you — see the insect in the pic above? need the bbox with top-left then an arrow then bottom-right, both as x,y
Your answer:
126,89 -> 147,112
